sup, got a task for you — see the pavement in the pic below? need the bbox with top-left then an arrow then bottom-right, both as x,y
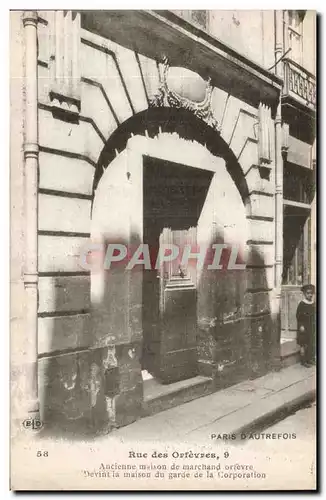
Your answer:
11,363 -> 316,490
109,363 -> 316,443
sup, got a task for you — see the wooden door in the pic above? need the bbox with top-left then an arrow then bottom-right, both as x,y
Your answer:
156,227 -> 198,383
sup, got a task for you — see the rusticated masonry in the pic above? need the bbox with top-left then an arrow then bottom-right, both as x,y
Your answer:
49,11 -> 81,118
33,12 -> 279,430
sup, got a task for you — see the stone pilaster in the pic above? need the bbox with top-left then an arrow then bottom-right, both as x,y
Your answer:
49,11 -> 81,118
258,102 -> 273,170
23,10 -> 40,417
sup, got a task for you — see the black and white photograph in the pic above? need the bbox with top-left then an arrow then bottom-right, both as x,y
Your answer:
9,8 -> 317,490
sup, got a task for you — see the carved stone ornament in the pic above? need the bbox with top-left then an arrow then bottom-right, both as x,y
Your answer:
150,57 -> 220,132
258,102 -> 273,169
49,11 -> 81,119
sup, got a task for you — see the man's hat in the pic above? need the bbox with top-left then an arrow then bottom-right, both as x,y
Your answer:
301,284 -> 316,293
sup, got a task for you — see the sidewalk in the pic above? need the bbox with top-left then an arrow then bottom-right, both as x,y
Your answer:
109,363 -> 316,443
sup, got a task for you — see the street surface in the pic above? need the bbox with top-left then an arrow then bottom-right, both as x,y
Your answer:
266,402 -> 316,437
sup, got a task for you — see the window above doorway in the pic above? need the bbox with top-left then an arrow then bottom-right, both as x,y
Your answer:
190,10 -> 208,30
172,10 -> 209,31
283,162 -> 314,205
287,10 -> 306,66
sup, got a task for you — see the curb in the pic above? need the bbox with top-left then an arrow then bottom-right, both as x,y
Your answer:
233,388 -> 316,436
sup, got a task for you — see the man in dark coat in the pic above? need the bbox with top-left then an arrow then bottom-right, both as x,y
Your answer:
296,284 -> 316,366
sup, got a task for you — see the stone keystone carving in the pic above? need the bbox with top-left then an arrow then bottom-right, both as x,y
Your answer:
150,57 -> 220,132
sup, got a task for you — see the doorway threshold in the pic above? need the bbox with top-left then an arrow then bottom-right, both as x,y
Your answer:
280,339 -> 301,368
142,372 -> 213,417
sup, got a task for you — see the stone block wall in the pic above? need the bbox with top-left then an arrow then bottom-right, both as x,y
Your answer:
10,11 -> 28,423
11,10 -> 280,432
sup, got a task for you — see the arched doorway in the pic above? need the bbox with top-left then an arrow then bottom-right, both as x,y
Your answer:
92,107 -> 251,206
91,123 -> 249,414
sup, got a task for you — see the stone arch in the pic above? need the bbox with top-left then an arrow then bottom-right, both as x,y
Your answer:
89,124 -> 253,411
92,107 -> 252,216
84,103 -> 275,430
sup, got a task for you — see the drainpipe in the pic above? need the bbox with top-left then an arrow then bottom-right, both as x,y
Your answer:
22,11 -> 39,417
274,10 -> 284,353
310,141 -> 316,285
275,102 -> 283,314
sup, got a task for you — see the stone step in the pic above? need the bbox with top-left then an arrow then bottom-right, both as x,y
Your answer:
280,339 -> 301,368
142,374 -> 213,417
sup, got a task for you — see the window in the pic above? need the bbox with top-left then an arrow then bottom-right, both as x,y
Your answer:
191,10 -> 208,30
283,162 -> 314,204
282,161 -> 313,286
287,10 -> 304,65
282,210 -> 310,286
173,10 -> 209,31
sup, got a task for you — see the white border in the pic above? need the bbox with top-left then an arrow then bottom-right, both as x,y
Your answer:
2,3 -> 323,499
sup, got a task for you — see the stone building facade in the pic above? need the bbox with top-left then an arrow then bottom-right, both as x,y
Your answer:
10,10 -> 316,434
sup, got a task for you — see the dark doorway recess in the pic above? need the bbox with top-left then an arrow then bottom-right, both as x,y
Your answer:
142,155 -> 213,384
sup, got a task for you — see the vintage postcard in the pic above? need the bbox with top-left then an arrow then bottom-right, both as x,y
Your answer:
10,9 -> 316,490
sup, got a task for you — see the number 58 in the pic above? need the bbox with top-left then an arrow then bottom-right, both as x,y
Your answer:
36,451 -> 48,457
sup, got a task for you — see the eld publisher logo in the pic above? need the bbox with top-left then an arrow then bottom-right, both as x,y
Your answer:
22,417 -> 43,431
